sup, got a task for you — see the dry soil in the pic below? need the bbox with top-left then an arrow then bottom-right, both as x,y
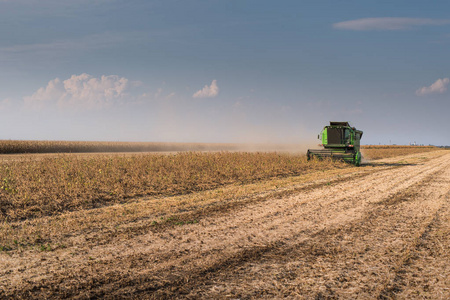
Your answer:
0,151 -> 449,299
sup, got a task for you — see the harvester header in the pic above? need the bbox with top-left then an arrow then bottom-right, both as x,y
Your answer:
307,121 -> 363,166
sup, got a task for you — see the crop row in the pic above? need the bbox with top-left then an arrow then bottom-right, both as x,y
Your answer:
0,152 -> 345,222
0,140 -> 239,154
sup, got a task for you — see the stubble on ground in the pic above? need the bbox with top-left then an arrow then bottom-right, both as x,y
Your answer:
0,151 -> 449,299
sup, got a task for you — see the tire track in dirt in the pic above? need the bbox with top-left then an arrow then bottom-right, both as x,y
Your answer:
1,152 -> 449,299
71,167 -> 390,246
177,155 -> 450,299
0,154 -> 444,298
0,156 -> 397,253
396,201 -> 449,299
146,156 -> 450,299
377,191 -> 450,299
1,152 -> 442,254
122,152 -> 449,298
81,152 -> 443,250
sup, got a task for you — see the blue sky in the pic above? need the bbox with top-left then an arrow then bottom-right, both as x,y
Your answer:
1,0 -> 449,145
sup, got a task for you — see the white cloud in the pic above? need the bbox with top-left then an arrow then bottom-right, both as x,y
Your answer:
232,101 -> 243,109
333,18 -> 450,31
24,73 -> 130,110
416,78 -> 450,96
154,88 -> 163,99
0,98 -> 12,111
193,80 -> 219,98
166,92 -> 176,99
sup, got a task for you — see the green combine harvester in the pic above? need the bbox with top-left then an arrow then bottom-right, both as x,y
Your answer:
307,121 -> 363,166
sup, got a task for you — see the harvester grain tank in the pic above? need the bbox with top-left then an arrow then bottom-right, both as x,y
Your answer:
307,122 -> 363,166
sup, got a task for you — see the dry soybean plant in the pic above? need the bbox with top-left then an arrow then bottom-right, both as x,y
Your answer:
0,140 -> 239,154
0,152 -> 346,222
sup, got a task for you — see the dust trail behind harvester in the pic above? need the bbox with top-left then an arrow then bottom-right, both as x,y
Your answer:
230,142 -> 318,154
0,140 -> 318,155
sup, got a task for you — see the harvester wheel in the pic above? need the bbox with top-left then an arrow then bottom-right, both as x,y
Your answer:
355,151 -> 361,166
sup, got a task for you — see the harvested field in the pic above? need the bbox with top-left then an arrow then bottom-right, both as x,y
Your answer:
361,145 -> 438,160
0,149 -> 449,299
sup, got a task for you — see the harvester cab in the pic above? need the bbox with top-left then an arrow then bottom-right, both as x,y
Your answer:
307,122 -> 363,166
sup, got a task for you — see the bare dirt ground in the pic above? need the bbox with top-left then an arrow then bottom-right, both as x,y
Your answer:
1,151 -> 449,299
